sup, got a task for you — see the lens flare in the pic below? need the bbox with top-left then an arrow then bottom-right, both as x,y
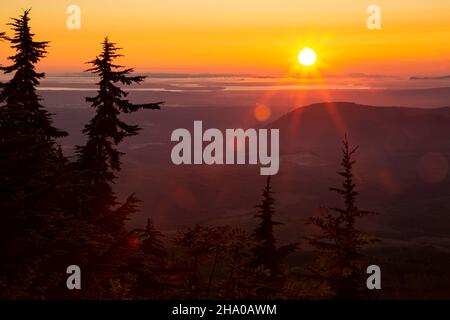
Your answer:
254,104 -> 271,121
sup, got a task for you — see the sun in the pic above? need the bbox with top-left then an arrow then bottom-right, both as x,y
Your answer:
298,48 -> 317,66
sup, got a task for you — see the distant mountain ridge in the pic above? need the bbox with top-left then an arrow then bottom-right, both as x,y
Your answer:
269,101 -> 450,160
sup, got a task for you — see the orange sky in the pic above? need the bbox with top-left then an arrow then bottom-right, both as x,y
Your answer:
0,0 -> 449,76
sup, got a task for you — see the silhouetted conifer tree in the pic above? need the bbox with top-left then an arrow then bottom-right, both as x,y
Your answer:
76,37 -> 162,230
0,10 -> 66,139
72,37 -> 162,297
252,176 -> 280,277
306,136 -> 377,299
252,177 -> 296,278
0,9 -> 68,298
251,177 -> 296,298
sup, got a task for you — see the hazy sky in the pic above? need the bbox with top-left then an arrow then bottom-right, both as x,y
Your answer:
0,0 -> 449,76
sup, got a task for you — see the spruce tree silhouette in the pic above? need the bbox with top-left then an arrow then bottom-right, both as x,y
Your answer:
0,9 -> 68,298
73,37 -> 163,297
252,176 -> 280,277
76,37 -> 162,230
0,10 -> 66,139
251,177 -> 296,297
306,135 -> 377,299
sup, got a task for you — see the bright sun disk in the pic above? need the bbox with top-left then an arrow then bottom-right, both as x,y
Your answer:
298,48 -> 317,66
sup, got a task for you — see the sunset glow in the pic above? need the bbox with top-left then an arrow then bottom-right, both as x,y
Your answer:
2,0 -> 450,302
0,0 -> 449,78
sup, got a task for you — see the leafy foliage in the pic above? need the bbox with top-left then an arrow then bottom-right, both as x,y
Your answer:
172,225 -> 259,299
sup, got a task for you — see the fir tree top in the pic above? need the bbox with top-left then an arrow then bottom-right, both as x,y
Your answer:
253,176 -> 281,246
77,37 -> 163,184
306,135 -> 377,299
0,9 -> 66,140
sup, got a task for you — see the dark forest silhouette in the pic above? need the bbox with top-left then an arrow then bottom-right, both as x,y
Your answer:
0,10 -> 377,299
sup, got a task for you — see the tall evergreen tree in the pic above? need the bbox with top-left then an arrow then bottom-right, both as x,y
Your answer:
0,10 -> 68,298
252,177 -> 296,278
306,136 -> 377,299
252,176 -> 280,277
250,176 -> 296,300
76,37 -> 162,231
72,37 -> 162,297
